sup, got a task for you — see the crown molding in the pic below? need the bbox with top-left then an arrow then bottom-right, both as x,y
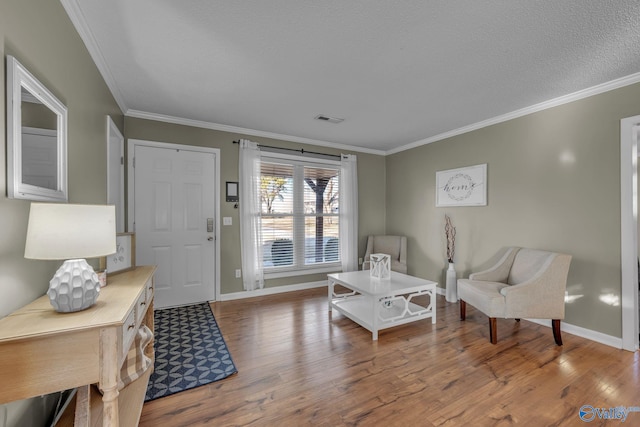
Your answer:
387,71 -> 640,155
125,110 -> 387,156
60,0 -> 640,157
60,0 -> 127,114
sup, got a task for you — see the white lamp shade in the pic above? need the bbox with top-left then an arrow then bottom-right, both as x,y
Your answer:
25,203 -> 117,260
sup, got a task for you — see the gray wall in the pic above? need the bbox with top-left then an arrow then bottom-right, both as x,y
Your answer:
124,117 -> 387,294
1,0 -> 123,425
1,0 -> 123,318
386,82 -> 640,338
2,1 -> 638,425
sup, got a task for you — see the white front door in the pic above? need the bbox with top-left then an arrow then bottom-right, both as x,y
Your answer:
133,143 -> 216,308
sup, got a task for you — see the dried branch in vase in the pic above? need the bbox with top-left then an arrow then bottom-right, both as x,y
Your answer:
445,215 -> 456,263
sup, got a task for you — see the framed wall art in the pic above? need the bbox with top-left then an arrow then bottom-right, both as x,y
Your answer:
436,164 -> 487,207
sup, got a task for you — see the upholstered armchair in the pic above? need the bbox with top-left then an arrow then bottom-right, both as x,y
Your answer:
458,247 -> 572,345
362,235 -> 407,274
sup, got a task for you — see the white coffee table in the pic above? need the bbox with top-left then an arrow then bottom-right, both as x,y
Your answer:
328,270 -> 437,340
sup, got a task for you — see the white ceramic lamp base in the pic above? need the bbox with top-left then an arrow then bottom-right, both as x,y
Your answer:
47,259 -> 101,313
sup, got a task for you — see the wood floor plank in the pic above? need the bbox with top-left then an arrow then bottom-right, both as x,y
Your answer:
140,287 -> 640,426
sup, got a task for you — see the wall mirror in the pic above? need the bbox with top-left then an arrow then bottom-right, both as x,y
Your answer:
6,55 -> 68,201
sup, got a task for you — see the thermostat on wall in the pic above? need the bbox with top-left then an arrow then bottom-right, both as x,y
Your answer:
226,181 -> 238,202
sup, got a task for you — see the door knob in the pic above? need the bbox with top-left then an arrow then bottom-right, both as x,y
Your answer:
207,236 -> 214,241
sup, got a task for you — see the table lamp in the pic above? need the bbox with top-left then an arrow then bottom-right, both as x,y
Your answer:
25,203 -> 116,313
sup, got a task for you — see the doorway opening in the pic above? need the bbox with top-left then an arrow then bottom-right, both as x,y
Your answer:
620,115 -> 640,351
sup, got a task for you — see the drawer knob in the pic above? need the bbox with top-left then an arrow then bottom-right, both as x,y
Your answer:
128,324 -> 135,330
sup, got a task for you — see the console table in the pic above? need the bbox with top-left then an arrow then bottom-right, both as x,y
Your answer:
0,265 -> 156,427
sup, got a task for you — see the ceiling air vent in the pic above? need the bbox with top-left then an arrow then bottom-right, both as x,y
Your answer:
315,114 -> 344,124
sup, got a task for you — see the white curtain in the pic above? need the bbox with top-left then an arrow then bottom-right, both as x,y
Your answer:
339,154 -> 358,271
239,139 -> 264,290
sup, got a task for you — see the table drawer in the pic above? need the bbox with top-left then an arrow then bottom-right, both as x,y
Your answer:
145,276 -> 154,305
122,308 -> 137,355
135,288 -> 148,325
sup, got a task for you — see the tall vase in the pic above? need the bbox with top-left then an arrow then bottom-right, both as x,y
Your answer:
445,262 -> 458,303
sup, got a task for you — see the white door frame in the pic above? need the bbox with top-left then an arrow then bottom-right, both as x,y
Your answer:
106,116 -> 125,232
127,138 -> 221,301
620,115 -> 640,351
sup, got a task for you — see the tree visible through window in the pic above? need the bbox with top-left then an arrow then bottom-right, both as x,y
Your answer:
260,175 -> 287,214
260,158 -> 340,271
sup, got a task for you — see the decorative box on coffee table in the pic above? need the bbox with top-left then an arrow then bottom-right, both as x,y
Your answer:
369,253 -> 391,280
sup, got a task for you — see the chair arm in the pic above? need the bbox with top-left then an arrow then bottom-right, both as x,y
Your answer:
500,253 -> 571,319
469,247 -> 519,282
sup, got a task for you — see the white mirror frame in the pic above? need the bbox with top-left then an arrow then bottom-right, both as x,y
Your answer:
6,55 -> 68,202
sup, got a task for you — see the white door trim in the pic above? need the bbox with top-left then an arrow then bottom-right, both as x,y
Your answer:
620,115 -> 640,351
127,138 -> 221,301
106,116 -> 125,232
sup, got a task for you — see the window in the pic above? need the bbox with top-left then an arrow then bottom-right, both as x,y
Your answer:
260,154 -> 340,275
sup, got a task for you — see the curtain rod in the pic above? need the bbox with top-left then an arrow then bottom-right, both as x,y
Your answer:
232,140 -> 341,159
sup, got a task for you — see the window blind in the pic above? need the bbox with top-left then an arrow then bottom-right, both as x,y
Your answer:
260,158 -> 340,271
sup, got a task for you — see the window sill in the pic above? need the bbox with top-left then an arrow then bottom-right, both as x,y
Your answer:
264,265 -> 342,280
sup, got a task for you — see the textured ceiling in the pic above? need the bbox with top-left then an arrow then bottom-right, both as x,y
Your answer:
63,1 -> 640,153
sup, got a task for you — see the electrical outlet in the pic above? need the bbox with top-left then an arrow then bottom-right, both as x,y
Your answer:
223,217 -> 232,226
358,257 -> 363,265
235,269 -> 241,278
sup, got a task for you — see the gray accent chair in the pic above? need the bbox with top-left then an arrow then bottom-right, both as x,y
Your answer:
362,235 -> 407,274
458,247 -> 572,345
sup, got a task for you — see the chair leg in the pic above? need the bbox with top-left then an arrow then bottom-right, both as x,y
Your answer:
460,300 -> 466,320
489,317 -> 497,344
552,319 -> 563,346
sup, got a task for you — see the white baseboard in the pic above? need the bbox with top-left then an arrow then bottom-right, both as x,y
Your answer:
526,318 -> 622,349
220,280 -> 327,301
221,282 -> 623,349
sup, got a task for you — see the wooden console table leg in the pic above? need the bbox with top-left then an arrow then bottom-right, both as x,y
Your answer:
100,328 -> 119,427
74,385 -> 90,427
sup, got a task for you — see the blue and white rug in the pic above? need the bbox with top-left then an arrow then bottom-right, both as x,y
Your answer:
145,303 -> 237,401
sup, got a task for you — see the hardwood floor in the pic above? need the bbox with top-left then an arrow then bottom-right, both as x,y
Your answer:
140,288 -> 640,426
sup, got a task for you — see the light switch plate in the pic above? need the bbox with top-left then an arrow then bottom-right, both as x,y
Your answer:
223,217 -> 232,226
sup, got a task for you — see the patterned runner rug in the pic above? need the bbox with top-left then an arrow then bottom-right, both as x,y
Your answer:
145,302 -> 237,401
